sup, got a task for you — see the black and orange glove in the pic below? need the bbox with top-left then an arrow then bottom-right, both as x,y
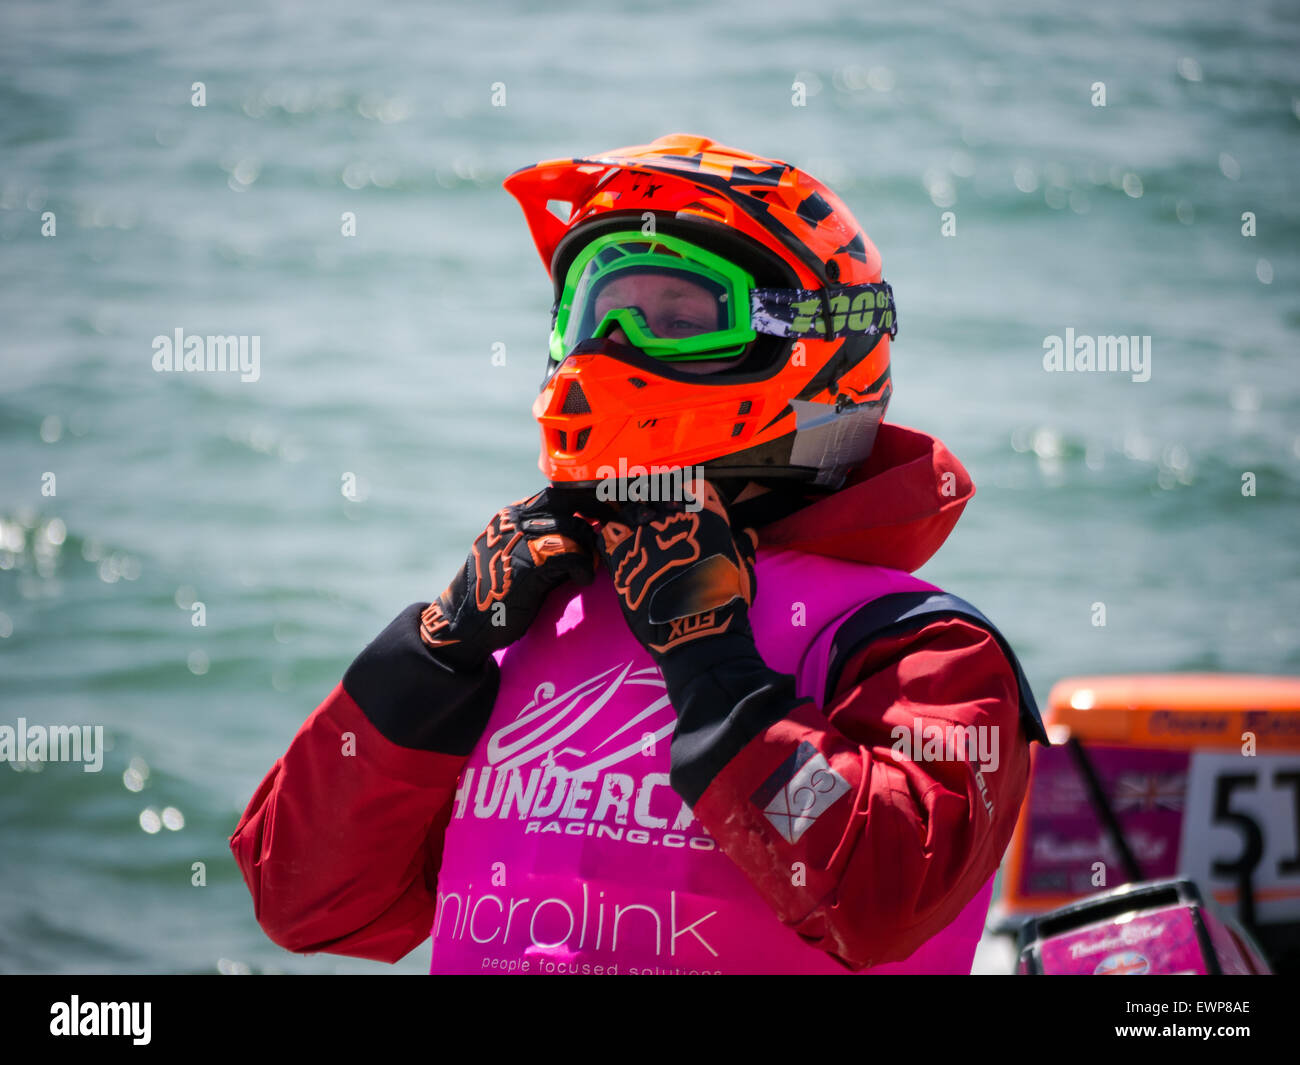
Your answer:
597,479 -> 758,662
420,488 -> 600,671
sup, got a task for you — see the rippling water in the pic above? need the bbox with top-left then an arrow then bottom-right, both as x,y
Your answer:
1,0 -> 1297,973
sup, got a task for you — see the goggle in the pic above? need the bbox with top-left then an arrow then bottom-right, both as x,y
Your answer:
549,230 -> 898,363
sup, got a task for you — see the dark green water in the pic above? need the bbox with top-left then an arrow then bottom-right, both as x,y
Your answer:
1,0 -> 1297,973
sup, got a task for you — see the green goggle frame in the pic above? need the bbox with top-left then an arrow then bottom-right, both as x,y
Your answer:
548,230 -> 758,362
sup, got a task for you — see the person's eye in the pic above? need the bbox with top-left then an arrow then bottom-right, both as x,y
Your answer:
669,318 -> 707,335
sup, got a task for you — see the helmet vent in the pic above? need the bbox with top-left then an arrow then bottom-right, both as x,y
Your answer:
575,428 -> 591,451
560,382 -> 591,414
737,400 -> 752,415
678,202 -> 726,221
627,377 -> 647,389
731,423 -> 744,438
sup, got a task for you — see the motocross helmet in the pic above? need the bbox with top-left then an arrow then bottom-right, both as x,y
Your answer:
503,133 -> 896,490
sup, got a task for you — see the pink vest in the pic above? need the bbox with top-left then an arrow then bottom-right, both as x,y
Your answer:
429,548 -> 996,974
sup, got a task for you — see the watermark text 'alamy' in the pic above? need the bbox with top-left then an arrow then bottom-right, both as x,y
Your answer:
1042,329 -> 1150,383
152,329 -> 260,382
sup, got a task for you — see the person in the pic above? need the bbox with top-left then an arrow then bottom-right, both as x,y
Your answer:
230,133 -> 1050,975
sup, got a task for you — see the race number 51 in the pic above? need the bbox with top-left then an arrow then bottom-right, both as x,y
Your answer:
1179,751 -> 1300,924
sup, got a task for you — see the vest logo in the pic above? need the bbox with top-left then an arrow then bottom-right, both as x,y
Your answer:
751,741 -> 851,844
454,662 -> 714,849
484,663 -> 673,774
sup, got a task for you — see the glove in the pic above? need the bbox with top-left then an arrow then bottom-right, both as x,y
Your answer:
420,487 -> 600,670
596,479 -> 759,662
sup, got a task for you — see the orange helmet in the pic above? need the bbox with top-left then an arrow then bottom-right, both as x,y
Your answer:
504,133 -> 896,490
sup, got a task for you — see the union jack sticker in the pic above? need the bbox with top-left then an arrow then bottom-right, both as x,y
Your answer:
1094,951 -> 1149,975
751,741 -> 851,844
1111,772 -> 1186,813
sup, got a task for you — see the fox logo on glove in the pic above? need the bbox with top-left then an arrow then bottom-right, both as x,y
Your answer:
597,481 -> 758,656
603,510 -> 702,612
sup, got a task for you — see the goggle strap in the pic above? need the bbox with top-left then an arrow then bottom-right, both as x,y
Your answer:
751,282 -> 898,340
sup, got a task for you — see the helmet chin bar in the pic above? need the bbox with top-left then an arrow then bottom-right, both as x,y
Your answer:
539,339 -> 888,495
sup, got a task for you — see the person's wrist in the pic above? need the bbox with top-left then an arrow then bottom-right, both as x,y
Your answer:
655,630 -> 768,708
418,602 -> 492,673
661,631 -> 803,808
425,640 -> 492,673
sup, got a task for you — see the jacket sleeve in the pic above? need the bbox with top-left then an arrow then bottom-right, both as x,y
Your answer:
662,615 -> 1031,971
229,603 -> 498,963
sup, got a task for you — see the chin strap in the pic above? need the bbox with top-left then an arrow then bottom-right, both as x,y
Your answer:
547,477 -> 817,533
701,477 -> 750,508
545,484 -> 625,525
721,480 -> 823,531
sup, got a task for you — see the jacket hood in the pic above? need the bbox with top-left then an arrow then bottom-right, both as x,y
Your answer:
756,423 -> 974,573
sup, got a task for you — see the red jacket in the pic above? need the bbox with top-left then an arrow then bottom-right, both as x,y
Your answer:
230,424 -> 1043,968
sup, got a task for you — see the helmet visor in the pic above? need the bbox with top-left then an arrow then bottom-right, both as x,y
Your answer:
550,231 -> 757,362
